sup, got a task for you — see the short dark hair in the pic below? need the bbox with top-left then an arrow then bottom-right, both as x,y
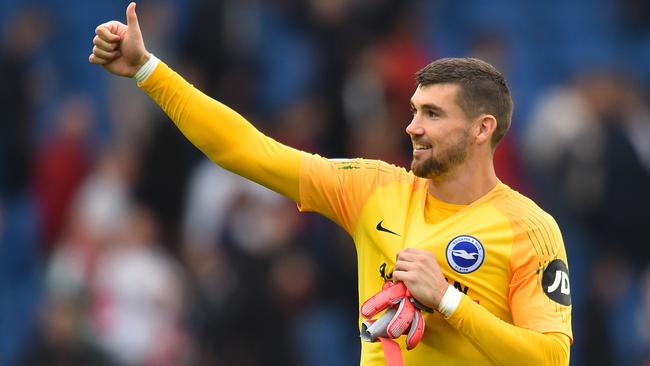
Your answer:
415,58 -> 513,148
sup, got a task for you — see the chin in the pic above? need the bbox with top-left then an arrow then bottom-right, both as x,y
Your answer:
411,159 -> 431,178
411,157 -> 448,178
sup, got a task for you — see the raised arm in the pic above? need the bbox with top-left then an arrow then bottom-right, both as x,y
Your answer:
89,2 -> 305,201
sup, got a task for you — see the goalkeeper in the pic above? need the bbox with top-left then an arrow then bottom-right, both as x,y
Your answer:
89,3 -> 572,365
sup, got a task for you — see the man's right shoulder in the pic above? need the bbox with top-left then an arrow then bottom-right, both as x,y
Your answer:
305,156 -> 414,181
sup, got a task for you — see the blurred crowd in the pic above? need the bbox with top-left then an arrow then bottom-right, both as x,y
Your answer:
1,0 -> 650,365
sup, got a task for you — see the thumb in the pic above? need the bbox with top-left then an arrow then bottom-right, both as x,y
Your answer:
126,2 -> 140,30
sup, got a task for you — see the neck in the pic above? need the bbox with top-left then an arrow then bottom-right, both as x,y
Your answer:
426,155 -> 498,205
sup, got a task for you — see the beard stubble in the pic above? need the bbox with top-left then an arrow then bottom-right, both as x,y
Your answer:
411,130 -> 470,179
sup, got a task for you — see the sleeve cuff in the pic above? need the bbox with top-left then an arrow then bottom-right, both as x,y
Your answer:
438,284 -> 462,317
133,54 -> 160,83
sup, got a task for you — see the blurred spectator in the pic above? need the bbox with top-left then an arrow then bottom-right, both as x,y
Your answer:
597,80 -> 650,264
342,46 -> 389,132
92,206 -> 189,366
524,72 -> 611,218
0,7 -> 50,197
373,2 -> 430,123
33,93 -> 94,250
133,114 -> 199,252
43,144 -> 138,308
342,46 -> 409,166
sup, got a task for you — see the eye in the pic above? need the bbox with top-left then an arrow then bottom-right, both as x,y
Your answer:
427,110 -> 438,118
410,107 -> 417,116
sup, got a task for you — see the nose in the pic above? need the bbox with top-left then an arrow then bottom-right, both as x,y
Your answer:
405,117 -> 423,137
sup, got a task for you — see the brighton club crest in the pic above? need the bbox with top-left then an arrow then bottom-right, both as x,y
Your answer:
446,235 -> 485,274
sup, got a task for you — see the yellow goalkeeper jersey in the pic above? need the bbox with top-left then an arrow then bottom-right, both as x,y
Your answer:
298,157 -> 572,365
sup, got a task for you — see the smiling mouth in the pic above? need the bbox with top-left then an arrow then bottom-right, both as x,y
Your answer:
413,144 -> 431,152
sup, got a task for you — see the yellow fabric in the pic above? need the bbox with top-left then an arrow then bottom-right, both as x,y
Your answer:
299,156 -> 572,365
139,61 -> 572,365
138,61 -> 306,201
424,192 -> 465,225
446,296 -> 570,365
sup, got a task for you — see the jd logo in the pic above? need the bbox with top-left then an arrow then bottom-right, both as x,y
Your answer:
379,263 -> 393,281
542,259 -> 571,306
547,271 -> 570,294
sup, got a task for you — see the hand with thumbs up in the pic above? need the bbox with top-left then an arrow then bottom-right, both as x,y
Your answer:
89,2 -> 150,77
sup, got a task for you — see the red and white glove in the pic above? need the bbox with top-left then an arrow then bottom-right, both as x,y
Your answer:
360,281 -> 430,350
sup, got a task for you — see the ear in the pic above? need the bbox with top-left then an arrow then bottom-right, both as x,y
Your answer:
473,114 -> 497,146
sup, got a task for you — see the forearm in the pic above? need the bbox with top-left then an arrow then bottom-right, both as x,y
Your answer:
445,296 -> 570,366
138,60 -> 304,201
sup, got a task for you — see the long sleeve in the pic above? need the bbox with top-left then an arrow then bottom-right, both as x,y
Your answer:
445,295 -> 570,365
137,61 -> 307,201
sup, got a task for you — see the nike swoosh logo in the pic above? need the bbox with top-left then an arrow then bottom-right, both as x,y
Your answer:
376,220 -> 400,236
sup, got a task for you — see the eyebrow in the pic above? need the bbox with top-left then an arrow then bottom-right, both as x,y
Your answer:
410,102 -> 446,116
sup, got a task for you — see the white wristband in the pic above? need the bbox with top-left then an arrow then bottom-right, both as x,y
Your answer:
133,54 -> 160,83
437,284 -> 462,317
